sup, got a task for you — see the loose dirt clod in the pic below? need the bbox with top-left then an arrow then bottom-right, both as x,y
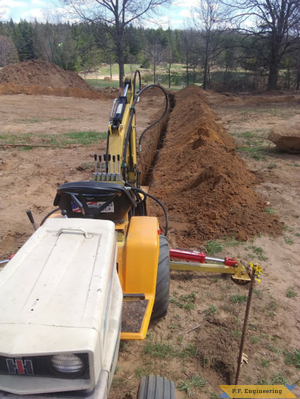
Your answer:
268,114 -> 300,154
149,86 -> 283,247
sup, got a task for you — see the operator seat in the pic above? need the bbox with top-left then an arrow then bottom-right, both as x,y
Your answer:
54,181 -> 136,222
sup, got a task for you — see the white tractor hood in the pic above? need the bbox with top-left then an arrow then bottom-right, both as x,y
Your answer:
0,218 -> 116,355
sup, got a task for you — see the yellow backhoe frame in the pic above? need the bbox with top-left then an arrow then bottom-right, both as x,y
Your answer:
169,259 -> 251,284
105,74 -> 160,340
106,75 -> 138,185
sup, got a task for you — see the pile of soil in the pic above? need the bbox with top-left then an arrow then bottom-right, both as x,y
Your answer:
0,59 -> 105,99
149,86 -> 283,247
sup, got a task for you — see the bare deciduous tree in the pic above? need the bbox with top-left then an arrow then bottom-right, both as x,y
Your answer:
34,22 -> 78,69
144,28 -> 167,83
223,0 -> 300,90
193,0 -> 227,89
180,28 -> 199,86
62,0 -> 172,86
0,35 -> 19,66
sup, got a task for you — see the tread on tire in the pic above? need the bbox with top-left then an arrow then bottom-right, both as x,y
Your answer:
151,235 -> 170,320
137,375 -> 175,399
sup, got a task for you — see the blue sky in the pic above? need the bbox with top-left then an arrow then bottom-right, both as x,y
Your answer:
0,0 -> 49,22
0,0 -> 195,28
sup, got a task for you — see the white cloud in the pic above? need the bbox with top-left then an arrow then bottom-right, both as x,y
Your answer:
45,5 -> 80,23
179,9 -> 193,18
168,0 -> 194,26
170,18 -> 186,28
0,0 -> 25,6
156,15 -> 173,28
22,7 -> 45,21
0,0 -> 24,17
0,0 -> 192,28
31,0 -> 45,5
0,1 -> 25,21
173,0 -> 196,7
0,8 -> 8,20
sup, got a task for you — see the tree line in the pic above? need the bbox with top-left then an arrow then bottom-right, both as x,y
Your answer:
0,0 -> 300,92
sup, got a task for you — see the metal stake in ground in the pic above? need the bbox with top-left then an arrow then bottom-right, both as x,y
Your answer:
235,263 -> 262,385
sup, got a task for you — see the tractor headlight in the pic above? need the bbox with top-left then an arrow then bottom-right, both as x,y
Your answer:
50,354 -> 84,375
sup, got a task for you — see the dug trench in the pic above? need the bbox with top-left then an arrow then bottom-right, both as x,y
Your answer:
145,85 -> 282,246
1,79 -> 299,398
138,91 -> 176,187
111,86 -> 299,399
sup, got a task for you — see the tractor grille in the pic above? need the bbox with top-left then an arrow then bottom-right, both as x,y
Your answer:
0,353 -> 90,380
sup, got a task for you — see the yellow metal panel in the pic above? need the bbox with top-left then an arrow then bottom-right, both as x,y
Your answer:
121,297 -> 154,341
124,216 -> 159,294
120,216 -> 159,340
170,261 -> 251,283
108,77 -> 135,172
49,213 -> 63,219
130,114 -> 137,166
109,130 -> 124,162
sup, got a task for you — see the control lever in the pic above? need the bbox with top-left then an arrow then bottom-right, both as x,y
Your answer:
99,155 -> 102,175
61,210 -> 68,218
92,153 -> 98,181
26,210 -> 37,231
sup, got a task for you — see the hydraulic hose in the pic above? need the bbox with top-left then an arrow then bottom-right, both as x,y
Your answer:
133,70 -> 141,100
122,80 -> 169,180
122,109 -> 135,180
138,84 -> 169,152
40,208 -> 60,226
130,187 -> 169,236
121,70 -> 141,180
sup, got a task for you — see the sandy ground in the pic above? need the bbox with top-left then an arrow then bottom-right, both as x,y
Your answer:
0,94 -> 157,258
0,90 -> 300,398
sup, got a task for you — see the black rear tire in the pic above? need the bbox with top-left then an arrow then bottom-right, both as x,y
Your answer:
151,235 -> 170,320
137,375 -> 175,399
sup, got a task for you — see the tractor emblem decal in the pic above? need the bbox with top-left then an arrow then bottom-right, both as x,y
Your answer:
6,358 -> 34,375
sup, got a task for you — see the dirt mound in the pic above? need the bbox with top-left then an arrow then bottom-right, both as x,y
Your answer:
0,59 -> 92,89
149,85 -> 282,247
0,82 -> 105,99
0,59 -> 106,99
